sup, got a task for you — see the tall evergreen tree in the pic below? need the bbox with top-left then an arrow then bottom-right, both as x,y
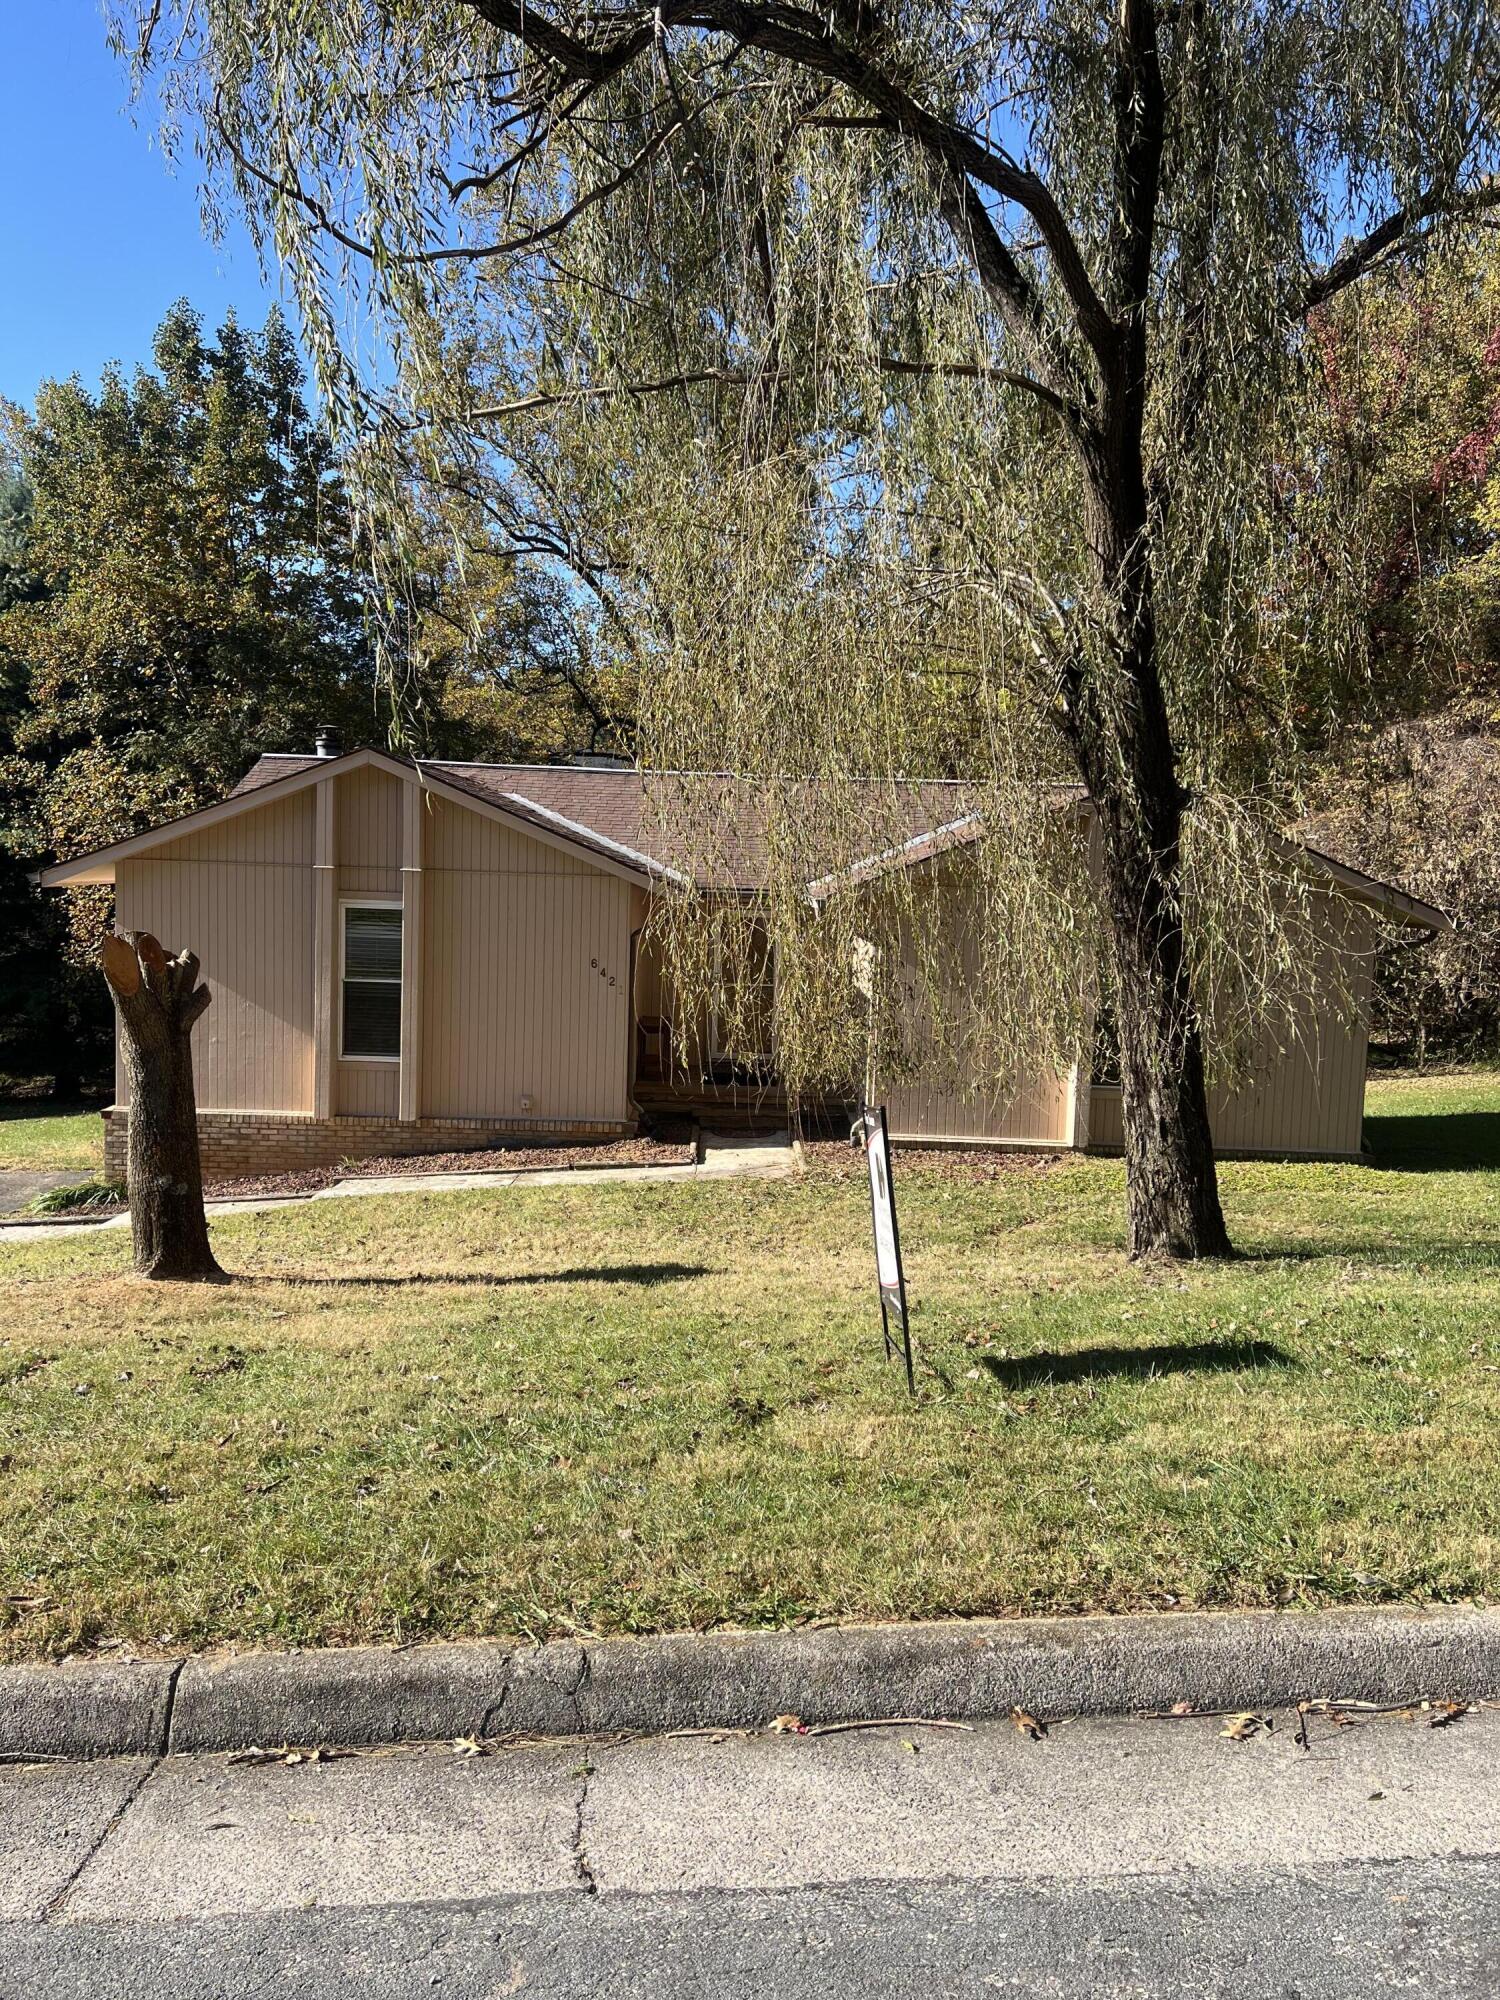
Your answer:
1,300 -> 381,929
0,302 -> 387,1091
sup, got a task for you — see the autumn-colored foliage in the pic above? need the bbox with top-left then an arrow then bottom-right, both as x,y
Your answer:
1297,240 -> 1500,1056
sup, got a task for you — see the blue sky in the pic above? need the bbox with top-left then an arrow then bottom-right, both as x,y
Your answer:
0,2 -> 283,409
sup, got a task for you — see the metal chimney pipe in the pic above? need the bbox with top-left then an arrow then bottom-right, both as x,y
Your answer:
314,725 -> 343,759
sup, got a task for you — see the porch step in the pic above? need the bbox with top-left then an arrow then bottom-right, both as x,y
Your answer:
637,1092 -> 860,1137
699,1129 -> 795,1177
634,1084 -> 791,1134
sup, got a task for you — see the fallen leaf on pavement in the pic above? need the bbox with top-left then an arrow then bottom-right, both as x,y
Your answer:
1221,1712 -> 1269,1741
227,1744 -> 327,1767
1428,1700 -> 1470,1728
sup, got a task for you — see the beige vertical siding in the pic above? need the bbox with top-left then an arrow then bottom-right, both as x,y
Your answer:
1088,893 -> 1374,1159
114,791 -> 316,1112
876,871 -> 1075,1146
336,765 -> 402,897
884,1066 -> 1073,1145
336,1063 -> 400,1116
1207,895 -> 1373,1157
419,795 -> 634,1122
1085,1089 -> 1125,1149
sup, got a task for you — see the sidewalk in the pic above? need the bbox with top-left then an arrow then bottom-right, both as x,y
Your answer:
6,1706 -> 1498,1995
0,1129 -> 795,1242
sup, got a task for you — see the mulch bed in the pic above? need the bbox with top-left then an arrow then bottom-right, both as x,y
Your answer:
203,1129 -> 698,1201
800,1139 -> 1062,1182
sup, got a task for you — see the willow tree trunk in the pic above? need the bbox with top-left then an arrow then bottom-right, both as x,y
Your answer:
100,930 -> 224,1282
1070,426 -> 1233,1260
1091,755 -> 1232,1261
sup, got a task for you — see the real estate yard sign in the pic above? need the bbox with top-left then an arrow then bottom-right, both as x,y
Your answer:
858,1104 -> 914,1395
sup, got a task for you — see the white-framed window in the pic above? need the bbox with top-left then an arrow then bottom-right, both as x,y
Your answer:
340,899 -> 403,1060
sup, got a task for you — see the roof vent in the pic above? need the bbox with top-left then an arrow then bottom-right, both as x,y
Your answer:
314,725 -> 343,759
567,751 -> 634,770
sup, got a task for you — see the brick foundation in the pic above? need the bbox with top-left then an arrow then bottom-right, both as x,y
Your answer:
102,1107 -> 636,1181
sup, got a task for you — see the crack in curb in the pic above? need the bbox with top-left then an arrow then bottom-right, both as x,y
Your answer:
570,1642 -> 592,1734
478,1645 -> 518,1741
159,1656 -> 185,1756
477,1640 -> 592,1741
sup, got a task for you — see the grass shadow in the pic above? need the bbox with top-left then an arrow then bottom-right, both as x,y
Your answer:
981,1336 -> 1293,1391
0,1098 -> 98,1125
1238,1237 -> 1500,1274
1364,1110 -> 1500,1174
239,1261 -> 716,1290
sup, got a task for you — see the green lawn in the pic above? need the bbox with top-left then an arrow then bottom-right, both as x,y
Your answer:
0,1069 -> 1496,1663
0,1102 -> 104,1173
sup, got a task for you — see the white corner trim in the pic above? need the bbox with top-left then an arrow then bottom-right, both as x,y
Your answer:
499,791 -> 693,887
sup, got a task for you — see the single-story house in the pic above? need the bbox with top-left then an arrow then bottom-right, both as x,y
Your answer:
39,740 -> 1446,1178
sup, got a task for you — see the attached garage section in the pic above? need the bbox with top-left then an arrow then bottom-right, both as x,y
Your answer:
1086,895 -> 1376,1162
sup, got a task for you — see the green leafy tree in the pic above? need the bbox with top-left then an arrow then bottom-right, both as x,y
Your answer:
0,469 -> 91,1088
1,300 -> 382,926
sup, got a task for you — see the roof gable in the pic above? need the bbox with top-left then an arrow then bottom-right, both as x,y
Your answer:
38,748 -> 662,889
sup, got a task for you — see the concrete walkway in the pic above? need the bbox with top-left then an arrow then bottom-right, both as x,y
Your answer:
5,1706 -> 1498,1995
0,1131 -> 795,1243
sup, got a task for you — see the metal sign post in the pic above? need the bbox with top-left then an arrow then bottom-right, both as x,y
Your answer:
857,1103 -> 914,1395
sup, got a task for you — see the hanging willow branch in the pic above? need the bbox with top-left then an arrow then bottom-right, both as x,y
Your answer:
108,0 -> 1498,1250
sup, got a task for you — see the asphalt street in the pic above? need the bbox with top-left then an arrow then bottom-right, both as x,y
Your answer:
4,1705 -> 1497,1995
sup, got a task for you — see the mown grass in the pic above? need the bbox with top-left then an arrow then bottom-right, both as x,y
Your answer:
0,1070 -> 1496,1662
0,1102 -> 104,1173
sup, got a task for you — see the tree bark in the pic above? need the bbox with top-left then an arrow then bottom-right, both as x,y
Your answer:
100,930 -> 224,1282
1067,425 -> 1233,1260
1092,757 -> 1232,1261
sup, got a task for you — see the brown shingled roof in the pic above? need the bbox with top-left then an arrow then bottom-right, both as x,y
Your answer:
232,755 -> 975,891
49,748 -> 1446,926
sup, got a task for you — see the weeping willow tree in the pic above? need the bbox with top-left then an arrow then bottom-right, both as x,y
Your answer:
114,0 -> 1498,1256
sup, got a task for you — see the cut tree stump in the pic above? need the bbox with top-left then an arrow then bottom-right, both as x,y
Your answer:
100,929 -> 224,1282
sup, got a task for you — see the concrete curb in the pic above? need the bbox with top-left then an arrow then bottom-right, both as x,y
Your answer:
3,1606 -> 1497,1762
0,1658 -> 180,1759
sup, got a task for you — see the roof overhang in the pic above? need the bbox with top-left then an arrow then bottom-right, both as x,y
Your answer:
806,814 -> 983,902
1281,839 -> 1450,932
36,747 -> 669,890
803,802 -> 1450,932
